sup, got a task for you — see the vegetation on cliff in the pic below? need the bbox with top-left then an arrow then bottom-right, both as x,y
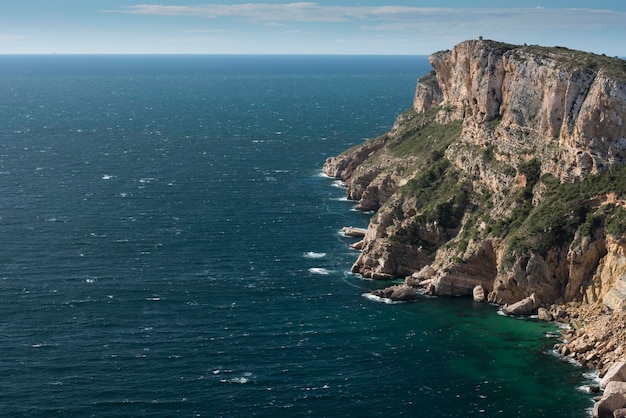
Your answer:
363,104 -> 626,271
517,44 -> 626,81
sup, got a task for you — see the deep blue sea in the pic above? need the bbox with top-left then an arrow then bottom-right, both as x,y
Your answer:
0,55 -> 595,417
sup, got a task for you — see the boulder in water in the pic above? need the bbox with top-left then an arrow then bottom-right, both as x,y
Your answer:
502,294 -> 537,316
472,285 -> 485,302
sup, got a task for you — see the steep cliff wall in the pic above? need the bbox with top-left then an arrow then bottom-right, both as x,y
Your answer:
424,40 -> 626,182
323,38 -> 626,369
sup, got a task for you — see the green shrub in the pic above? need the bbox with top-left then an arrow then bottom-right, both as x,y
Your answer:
606,206 -> 626,237
518,158 -> 541,191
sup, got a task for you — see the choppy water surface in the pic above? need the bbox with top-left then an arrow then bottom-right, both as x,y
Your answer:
0,55 -> 594,417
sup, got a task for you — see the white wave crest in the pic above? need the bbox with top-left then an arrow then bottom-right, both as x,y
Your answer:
308,268 -> 331,275
221,377 -> 249,384
304,252 -> 326,259
583,370 -> 600,382
362,293 -> 403,304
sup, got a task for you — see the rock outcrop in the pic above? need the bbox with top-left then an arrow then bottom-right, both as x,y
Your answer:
342,226 -> 367,237
370,284 -> 417,302
324,38 -> 626,376
502,293 -> 537,316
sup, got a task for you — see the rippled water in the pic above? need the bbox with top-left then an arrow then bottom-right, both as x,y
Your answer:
0,55 -> 594,417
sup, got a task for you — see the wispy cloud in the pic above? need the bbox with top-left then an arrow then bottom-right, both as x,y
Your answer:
101,4 -> 626,30
96,3 -> 626,55
361,7 -> 626,35
102,3 -> 452,23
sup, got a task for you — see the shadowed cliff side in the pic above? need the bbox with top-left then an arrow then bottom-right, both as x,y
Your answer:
323,38 -> 626,372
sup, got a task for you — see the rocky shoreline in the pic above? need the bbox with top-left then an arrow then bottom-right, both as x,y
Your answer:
361,265 -> 626,417
368,273 -> 626,369
543,304 -> 626,418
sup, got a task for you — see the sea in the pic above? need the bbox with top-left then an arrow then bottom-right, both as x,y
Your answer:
0,55 -> 596,417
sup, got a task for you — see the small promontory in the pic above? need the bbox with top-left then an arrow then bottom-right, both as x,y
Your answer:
324,39 -> 626,378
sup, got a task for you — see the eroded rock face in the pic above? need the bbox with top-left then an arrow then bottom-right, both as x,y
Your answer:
490,250 -> 568,306
428,40 -> 507,122
352,238 -> 433,279
565,235 -> 607,301
413,70 -> 443,113
585,238 -> 626,308
430,239 -> 497,297
605,274 -> 626,312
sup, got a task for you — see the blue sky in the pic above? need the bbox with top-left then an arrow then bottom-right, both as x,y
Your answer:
1,1 -> 625,55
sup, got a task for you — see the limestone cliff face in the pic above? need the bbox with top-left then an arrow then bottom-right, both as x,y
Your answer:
324,39 -> 626,324
585,237 -> 626,310
425,40 -> 626,182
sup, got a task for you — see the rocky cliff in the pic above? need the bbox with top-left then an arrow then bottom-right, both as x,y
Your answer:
323,39 -> 626,372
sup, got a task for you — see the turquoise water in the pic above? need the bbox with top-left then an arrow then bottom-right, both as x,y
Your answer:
0,55 -> 594,417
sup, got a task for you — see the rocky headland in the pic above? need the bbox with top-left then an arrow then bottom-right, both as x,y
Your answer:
324,38 -> 626,416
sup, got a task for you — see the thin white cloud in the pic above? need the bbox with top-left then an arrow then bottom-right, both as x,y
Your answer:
101,4 -> 626,30
94,4 -> 626,55
360,7 -> 626,33
102,3 -> 451,22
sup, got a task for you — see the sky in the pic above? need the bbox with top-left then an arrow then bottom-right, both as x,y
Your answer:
1,1 -> 625,56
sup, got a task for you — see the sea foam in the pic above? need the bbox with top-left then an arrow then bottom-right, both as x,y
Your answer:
362,293 -> 403,304
332,180 -> 346,188
308,268 -> 331,275
304,252 -> 326,259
